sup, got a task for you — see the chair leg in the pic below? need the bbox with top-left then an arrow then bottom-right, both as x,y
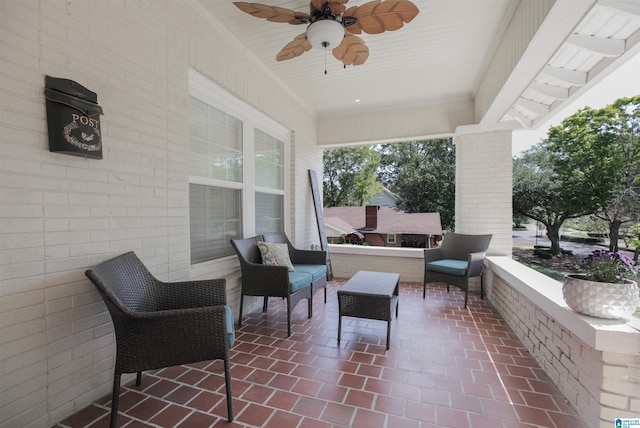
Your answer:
422,282 -> 426,299
109,373 -> 121,428
480,273 -> 484,299
223,357 -> 234,422
263,296 -> 268,311
238,294 -> 244,327
136,371 -> 142,386
323,285 -> 327,303
464,290 -> 469,308
286,296 -> 292,337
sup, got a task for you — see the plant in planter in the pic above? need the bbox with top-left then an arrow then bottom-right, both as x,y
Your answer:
563,249 -> 639,319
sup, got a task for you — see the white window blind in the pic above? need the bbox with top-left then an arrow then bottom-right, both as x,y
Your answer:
188,70 -> 290,265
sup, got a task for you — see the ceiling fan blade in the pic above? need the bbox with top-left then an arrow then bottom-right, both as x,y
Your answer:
234,2 -> 310,24
276,33 -> 313,61
310,0 -> 349,15
333,33 -> 369,66
343,0 -> 419,34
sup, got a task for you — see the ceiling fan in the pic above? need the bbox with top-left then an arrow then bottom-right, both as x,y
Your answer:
233,0 -> 419,67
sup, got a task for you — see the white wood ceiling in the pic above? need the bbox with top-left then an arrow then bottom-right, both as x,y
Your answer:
196,0 -> 640,127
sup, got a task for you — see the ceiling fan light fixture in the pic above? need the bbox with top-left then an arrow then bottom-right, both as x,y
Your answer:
306,19 -> 344,49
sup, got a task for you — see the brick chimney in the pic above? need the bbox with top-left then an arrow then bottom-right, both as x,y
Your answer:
365,205 -> 378,229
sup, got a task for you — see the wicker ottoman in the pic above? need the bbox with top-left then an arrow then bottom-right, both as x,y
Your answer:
337,270 -> 400,350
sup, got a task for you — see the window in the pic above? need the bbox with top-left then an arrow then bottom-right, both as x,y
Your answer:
188,70 -> 289,264
387,234 -> 397,244
254,128 -> 285,234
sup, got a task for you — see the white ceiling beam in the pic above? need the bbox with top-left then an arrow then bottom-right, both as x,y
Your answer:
516,98 -> 550,115
566,34 -> 625,57
477,0 -> 597,126
542,66 -> 588,85
507,108 -> 533,128
529,81 -> 571,99
598,0 -> 640,18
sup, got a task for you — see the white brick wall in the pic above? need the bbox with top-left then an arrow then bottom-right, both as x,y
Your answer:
329,245 -> 424,283
0,1 -> 318,427
490,269 -> 640,428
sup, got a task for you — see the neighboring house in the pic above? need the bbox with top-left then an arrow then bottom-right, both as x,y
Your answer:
365,185 -> 404,208
323,205 -> 442,248
324,216 -> 356,244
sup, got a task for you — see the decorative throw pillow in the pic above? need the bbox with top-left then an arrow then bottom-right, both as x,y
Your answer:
257,241 -> 296,272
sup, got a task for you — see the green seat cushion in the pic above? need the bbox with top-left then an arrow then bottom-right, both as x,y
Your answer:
427,259 -> 468,276
293,264 -> 327,281
288,271 -> 313,293
225,305 -> 235,347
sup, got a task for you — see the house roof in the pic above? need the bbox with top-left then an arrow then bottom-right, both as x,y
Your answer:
323,206 -> 442,235
366,187 -> 404,207
324,216 -> 355,236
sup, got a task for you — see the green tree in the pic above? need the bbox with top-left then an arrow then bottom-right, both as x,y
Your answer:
512,146 -> 584,255
546,96 -> 640,251
379,139 -> 456,229
323,146 -> 382,207
629,222 -> 640,262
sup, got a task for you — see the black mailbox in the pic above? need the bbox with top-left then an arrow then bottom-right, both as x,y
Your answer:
44,76 -> 104,159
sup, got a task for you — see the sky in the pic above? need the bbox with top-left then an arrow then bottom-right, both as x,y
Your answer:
512,53 -> 640,156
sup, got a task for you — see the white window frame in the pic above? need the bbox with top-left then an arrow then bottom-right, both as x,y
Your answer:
188,69 -> 290,267
387,233 -> 397,244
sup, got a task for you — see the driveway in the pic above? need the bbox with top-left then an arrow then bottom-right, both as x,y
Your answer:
512,223 -> 611,257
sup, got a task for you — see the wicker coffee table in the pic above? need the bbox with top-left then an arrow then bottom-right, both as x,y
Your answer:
337,270 -> 400,350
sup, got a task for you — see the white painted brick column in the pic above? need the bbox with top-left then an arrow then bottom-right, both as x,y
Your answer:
453,123 -> 516,256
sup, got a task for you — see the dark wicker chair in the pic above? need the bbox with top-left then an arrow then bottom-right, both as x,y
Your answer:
423,233 -> 492,308
230,235 -> 312,337
262,232 -> 328,304
85,252 -> 234,428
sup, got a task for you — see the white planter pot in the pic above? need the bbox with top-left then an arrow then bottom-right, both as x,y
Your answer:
562,274 -> 639,319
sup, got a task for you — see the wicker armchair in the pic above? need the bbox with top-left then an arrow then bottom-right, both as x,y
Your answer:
423,233 -> 492,308
85,252 -> 234,428
262,232 -> 328,304
230,235 -> 312,336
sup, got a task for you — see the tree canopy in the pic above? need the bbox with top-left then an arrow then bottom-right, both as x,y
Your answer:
322,139 -> 457,229
513,146 -> 580,254
323,146 -> 382,207
514,95 -> 640,254
546,95 -> 640,251
379,139 -> 456,230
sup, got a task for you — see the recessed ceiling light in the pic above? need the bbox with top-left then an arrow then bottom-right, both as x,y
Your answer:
355,99 -> 360,103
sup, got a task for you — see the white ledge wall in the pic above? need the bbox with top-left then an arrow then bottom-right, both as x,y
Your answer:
328,245 -> 425,283
486,257 -> 640,428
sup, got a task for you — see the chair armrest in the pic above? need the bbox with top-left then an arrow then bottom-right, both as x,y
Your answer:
466,251 -> 487,277
156,278 -> 227,309
238,261 -> 291,296
424,248 -> 444,264
289,248 -> 327,265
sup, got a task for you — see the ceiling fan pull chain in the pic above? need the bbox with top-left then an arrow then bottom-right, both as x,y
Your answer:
323,42 -> 328,75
